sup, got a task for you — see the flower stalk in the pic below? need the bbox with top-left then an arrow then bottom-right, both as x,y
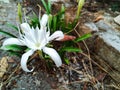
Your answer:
17,3 -> 22,23
76,0 -> 85,19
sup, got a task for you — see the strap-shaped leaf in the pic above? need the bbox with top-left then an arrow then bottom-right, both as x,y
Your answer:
1,44 -> 26,51
61,47 -> 82,52
41,0 -> 50,14
8,50 -> 22,57
53,16 -> 57,32
75,33 -> 92,42
6,23 -> 18,31
0,29 -> 17,37
48,0 -> 51,13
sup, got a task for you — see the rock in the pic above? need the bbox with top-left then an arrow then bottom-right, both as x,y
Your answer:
77,23 -> 99,36
0,0 -> 19,39
84,22 -> 99,32
0,0 -> 9,3
102,13 -> 120,32
11,72 -> 52,90
76,19 -> 120,81
114,15 -> 120,25
95,20 -> 120,73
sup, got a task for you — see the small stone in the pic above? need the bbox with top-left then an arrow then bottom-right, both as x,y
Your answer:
114,15 -> 120,25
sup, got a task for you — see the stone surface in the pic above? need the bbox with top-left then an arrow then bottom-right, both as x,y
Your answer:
11,72 -> 52,90
0,0 -> 9,3
84,22 -> 99,32
0,0 -> 18,39
79,18 -> 120,77
81,19 -> 120,81
103,13 -> 120,31
95,20 -> 120,72
114,15 -> 120,25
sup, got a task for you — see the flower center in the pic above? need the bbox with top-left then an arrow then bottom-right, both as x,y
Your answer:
35,43 -> 40,48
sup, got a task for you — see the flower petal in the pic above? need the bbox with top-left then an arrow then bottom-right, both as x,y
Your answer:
40,14 -> 48,30
3,38 -> 24,46
20,23 -> 31,33
43,47 -> 62,67
21,50 -> 35,72
48,31 -> 64,41
40,14 -> 48,26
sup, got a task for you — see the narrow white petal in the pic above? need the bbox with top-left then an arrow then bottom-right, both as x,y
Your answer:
40,14 -> 48,30
21,50 -> 35,72
46,30 -> 50,38
3,38 -> 24,46
35,26 -> 40,42
48,31 -> 64,41
43,47 -> 62,67
39,29 -> 46,42
20,23 -> 31,33
40,14 -> 48,26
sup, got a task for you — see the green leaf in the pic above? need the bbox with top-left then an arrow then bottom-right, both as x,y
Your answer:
53,16 -> 57,32
61,47 -> 82,52
6,23 -> 18,31
0,29 -> 17,37
48,0 -> 51,13
48,14 -> 53,29
64,58 -> 70,65
8,51 -> 22,57
75,33 -> 92,42
41,0 -> 50,14
1,44 -> 26,51
57,4 -> 65,18
57,5 -> 65,22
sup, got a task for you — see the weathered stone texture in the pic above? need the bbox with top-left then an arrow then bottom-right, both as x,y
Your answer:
95,20 -> 120,72
0,0 -> 18,39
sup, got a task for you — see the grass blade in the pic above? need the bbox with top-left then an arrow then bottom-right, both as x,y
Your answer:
41,0 -> 49,14
61,47 -> 82,52
6,23 -> 18,31
75,33 -> 92,42
1,44 -> 26,51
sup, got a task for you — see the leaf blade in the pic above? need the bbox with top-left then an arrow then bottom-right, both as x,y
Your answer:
61,47 -> 82,52
0,29 -> 17,37
6,23 -> 18,31
75,33 -> 92,42
1,44 -> 26,51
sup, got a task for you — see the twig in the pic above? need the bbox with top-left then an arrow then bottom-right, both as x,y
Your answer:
74,27 -> 93,76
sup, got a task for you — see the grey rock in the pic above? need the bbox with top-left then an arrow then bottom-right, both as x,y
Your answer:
95,20 -> 120,73
0,0 -> 19,39
0,0 -> 9,3
85,22 -> 99,32
114,15 -> 120,25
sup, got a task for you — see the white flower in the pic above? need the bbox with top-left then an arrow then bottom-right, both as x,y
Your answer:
2,14 -> 64,72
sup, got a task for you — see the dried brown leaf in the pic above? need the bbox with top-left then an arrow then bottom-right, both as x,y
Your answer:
94,15 -> 104,22
0,57 -> 8,78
